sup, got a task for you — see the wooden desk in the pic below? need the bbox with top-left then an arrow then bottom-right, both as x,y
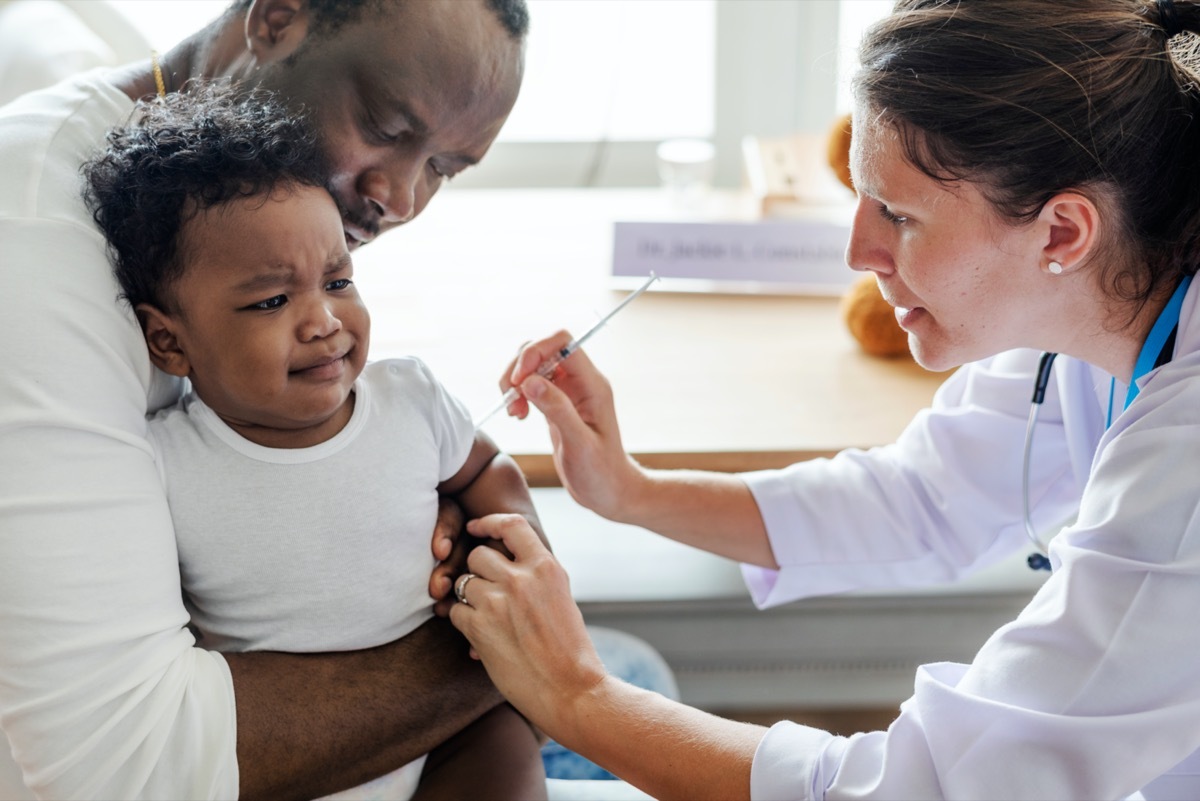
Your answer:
352,188 -> 947,485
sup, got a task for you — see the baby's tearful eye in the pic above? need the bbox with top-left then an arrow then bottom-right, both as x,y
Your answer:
249,295 -> 286,311
327,278 -> 352,291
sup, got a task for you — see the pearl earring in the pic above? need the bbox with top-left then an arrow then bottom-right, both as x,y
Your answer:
1048,261 -> 1063,275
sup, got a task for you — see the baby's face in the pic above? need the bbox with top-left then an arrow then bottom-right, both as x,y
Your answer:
169,184 -> 370,447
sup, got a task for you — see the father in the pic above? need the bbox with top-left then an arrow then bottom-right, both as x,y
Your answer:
0,0 -> 524,798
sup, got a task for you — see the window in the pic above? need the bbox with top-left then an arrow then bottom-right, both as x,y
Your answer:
108,1 -> 227,48
503,1 -> 715,143
836,0 -> 894,115
471,0 -> 849,188
469,0 -> 892,188
106,0 -> 893,188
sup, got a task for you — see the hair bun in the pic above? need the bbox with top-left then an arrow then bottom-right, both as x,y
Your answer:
1156,0 -> 1185,39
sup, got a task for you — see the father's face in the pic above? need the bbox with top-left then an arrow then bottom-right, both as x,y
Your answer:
253,0 -> 524,251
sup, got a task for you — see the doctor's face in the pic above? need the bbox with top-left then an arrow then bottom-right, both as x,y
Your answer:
253,0 -> 524,251
845,115 -> 1045,372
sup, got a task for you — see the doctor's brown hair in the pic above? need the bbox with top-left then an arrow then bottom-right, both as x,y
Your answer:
854,0 -> 1200,312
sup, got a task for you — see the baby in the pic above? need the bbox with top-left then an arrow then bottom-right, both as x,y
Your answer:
83,87 -> 546,801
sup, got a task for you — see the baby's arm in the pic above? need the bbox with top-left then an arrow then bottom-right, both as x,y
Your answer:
430,432 -> 547,615
425,435 -> 549,797
438,431 -> 548,550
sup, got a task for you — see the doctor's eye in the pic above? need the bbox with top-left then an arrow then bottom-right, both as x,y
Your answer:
877,204 -> 909,225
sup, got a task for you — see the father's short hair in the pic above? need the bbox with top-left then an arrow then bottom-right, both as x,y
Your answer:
227,0 -> 529,39
82,86 -> 329,313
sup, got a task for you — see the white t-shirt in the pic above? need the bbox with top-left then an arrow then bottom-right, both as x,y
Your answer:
0,1 -> 150,107
148,357 -> 474,801
149,358 -> 474,653
0,71 -> 240,799
742,281 -> 1200,799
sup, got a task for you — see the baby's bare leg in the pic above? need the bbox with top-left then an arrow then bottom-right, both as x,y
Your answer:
413,702 -> 547,801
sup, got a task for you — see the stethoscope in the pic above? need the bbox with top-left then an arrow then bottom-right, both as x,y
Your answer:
1021,273 -> 1193,571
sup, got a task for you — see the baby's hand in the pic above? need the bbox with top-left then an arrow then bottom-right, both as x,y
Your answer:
429,497 -> 467,616
431,500 -> 521,617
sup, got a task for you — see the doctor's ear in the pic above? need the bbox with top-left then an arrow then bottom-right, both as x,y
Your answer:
1037,192 -> 1101,277
243,0 -> 310,66
136,303 -> 191,378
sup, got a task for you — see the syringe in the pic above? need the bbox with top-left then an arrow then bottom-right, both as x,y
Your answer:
475,272 -> 660,427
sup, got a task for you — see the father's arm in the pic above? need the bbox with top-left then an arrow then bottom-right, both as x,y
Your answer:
229,618 -> 501,801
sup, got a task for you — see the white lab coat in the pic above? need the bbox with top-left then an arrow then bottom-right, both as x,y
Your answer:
741,281 -> 1200,799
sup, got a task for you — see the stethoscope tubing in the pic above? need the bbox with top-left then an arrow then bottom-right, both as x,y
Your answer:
1023,352 -> 1058,571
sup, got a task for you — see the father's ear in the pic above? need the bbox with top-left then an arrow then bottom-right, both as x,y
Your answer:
137,304 -> 191,378
243,0 -> 310,67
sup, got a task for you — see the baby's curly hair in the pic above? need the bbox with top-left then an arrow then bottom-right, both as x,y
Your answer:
82,85 -> 329,313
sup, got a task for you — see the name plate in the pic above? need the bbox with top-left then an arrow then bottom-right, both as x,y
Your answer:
612,218 -> 853,295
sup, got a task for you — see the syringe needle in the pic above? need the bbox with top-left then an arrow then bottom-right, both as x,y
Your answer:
474,273 -> 658,427
475,388 -> 519,428
568,271 -> 659,352
474,354 -> 564,427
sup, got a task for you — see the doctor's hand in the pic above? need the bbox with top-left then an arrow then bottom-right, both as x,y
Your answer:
448,513 -> 608,739
501,330 -> 645,522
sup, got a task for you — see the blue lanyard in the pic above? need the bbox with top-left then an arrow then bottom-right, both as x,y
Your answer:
1106,274 -> 1193,427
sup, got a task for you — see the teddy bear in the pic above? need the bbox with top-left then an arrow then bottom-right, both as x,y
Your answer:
825,113 -> 912,360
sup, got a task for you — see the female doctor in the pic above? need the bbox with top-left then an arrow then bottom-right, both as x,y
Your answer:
447,0 -> 1200,798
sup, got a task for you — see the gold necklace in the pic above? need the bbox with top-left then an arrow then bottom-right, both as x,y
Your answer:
150,50 -> 167,98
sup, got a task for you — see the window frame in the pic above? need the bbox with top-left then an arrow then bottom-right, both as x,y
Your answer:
455,0 -> 842,189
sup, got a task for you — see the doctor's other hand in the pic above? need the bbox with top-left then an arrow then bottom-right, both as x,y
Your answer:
448,513 -> 607,736
503,330 -> 644,521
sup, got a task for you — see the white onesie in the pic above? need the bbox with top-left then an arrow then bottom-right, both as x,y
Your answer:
148,357 -> 475,799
